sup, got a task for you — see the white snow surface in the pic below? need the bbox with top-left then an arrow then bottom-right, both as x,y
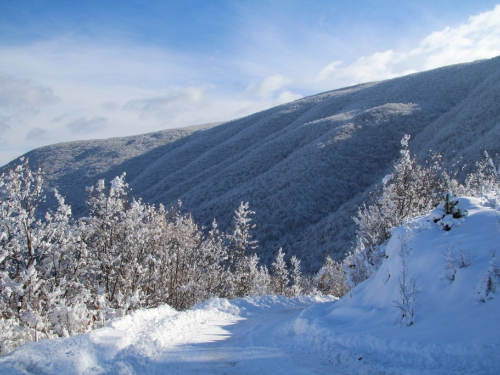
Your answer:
0,295 -> 336,374
295,197 -> 500,374
1,197 -> 500,374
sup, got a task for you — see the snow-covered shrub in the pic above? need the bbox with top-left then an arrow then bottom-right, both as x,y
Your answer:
393,239 -> 419,327
0,159 -> 92,352
443,192 -> 467,218
344,243 -> 386,293
464,152 -> 499,199
442,243 -> 472,283
314,256 -> 349,298
476,250 -> 500,303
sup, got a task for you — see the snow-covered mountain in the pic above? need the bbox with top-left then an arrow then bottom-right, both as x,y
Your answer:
4,56 -> 500,271
1,196 -> 498,374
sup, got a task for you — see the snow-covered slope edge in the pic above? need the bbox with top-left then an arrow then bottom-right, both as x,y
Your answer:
294,197 -> 500,374
0,295 -> 335,374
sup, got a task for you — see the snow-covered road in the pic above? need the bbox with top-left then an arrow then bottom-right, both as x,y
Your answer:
0,296 -> 338,375
160,305 -> 334,374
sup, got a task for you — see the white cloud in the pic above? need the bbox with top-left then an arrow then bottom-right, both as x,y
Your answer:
247,75 -> 289,99
414,4 -> 500,70
316,61 -> 343,82
244,75 -> 302,105
316,5 -> 500,88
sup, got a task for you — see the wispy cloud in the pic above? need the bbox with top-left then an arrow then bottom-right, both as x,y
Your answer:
25,127 -> 49,141
0,117 -> 11,133
0,73 -> 59,114
124,86 -> 206,119
66,116 -> 108,133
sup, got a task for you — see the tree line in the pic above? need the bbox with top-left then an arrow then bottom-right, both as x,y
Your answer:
0,161 -> 304,354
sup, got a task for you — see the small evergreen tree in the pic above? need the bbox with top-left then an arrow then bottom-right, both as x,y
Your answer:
289,255 -> 303,297
272,248 -> 289,295
226,202 -> 258,298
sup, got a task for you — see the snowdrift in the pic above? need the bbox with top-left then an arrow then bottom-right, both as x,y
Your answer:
0,296 -> 333,374
295,197 -> 500,374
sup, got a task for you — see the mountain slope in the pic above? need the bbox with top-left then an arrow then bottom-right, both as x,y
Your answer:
5,56 -> 500,271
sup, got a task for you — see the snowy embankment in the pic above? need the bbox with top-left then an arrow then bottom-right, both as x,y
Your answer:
295,197 -> 500,374
1,197 -> 499,374
0,295 -> 335,374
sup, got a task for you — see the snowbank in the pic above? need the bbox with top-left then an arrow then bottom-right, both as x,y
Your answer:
0,295 -> 332,374
295,197 -> 500,374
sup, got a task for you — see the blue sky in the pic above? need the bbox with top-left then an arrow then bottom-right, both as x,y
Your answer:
1,0 -> 499,165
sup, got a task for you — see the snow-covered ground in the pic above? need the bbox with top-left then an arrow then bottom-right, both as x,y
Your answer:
296,197 -> 500,374
1,197 -> 500,374
0,296 -> 336,374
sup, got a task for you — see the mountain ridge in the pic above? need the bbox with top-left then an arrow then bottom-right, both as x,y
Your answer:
4,56 -> 500,271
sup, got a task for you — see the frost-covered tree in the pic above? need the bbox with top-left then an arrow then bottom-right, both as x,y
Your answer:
226,202 -> 258,298
41,192 -> 91,337
0,159 -> 91,353
138,202 -> 204,310
379,135 -> 441,226
464,151 -> 500,201
81,173 -> 133,315
314,256 -> 348,297
289,255 -> 303,297
240,253 -> 271,297
1,160 -> 54,346
272,248 -> 289,295
346,135 -> 442,289
197,219 -> 230,299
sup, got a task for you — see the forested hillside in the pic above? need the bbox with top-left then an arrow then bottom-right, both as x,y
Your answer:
4,56 -> 500,271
